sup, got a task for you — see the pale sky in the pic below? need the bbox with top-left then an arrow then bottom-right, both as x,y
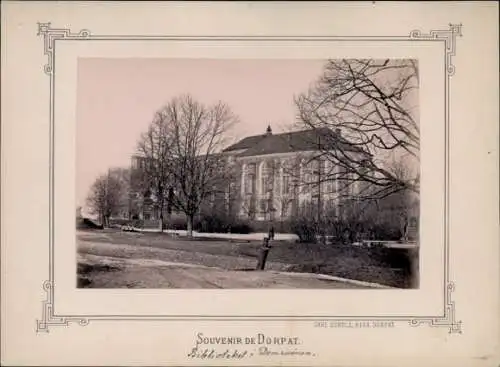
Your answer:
77,58 -> 326,207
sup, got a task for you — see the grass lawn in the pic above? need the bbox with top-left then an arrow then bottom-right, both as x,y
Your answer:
235,241 -> 418,288
77,229 -> 418,288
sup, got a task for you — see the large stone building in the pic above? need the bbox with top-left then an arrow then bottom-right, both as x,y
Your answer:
221,125 -> 367,221
128,126 -> 368,223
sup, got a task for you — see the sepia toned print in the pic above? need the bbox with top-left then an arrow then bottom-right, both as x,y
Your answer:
4,3 -> 499,366
77,58 -> 419,290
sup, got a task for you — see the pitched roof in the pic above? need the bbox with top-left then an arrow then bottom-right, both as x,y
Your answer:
222,134 -> 268,152
223,127 -> 367,157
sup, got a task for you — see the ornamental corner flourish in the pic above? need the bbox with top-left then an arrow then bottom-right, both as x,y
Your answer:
36,22 -> 463,334
409,23 -> 463,76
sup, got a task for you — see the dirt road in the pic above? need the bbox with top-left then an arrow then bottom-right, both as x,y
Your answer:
78,252 -> 371,289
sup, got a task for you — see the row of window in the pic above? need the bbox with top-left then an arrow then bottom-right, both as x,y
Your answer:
243,174 -> 340,195
241,160 -> 352,196
242,197 -> 340,218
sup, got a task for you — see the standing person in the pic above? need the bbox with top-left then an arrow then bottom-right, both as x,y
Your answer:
269,226 -> 275,241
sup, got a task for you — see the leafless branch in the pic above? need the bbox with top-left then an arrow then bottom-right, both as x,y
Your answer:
139,94 -> 238,235
294,59 -> 420,199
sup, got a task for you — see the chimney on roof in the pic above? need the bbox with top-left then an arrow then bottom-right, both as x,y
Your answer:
266,125 -> 272,135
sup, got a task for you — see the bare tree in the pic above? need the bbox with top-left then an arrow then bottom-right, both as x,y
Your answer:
374,157 -> 419,240
329,156 -> 418,242
197,157 -> 241,230
220,158 -> 243,227
86,170 -> 124,227
295,59 -> 419,200
136,112 -> 174,231
240,196 -> 257,220
158,95 -> 238,237
108,167 -> 131,218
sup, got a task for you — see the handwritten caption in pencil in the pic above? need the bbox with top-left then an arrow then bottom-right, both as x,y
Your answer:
187,332 -> 316,360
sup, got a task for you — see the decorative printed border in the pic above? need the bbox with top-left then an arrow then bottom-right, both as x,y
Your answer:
35,22 -> 463,334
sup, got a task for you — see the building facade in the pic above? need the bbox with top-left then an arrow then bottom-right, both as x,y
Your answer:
221,125 -> 367,222
128,126 -> 367,222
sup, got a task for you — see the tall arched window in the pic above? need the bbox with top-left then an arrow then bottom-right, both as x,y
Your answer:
244,163 -> 256,195
261,161 -> 273,195
282,172 -> 290,195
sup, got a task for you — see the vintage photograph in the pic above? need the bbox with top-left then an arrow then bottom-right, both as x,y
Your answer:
76,58 -> 420,289
3,1 -> 499,365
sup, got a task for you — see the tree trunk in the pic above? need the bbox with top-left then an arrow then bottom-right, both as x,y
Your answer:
187,214 -> 194,238
401,216 -> 408,241
158,189 -> 164,233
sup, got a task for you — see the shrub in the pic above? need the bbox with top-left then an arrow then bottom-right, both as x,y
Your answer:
289,208 -> 404,244
77,217 -> 103,230
245,220 -> 293,234
195,213 -> 225,233
228,221 -> 253,234
168,216 -> 188,230
247,220 -> 271,233
321,216 -> 404,243
276,220 -> 293,234
368,222 -> 402,241
194,212 -> 254,234
290,215 -> 318,243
